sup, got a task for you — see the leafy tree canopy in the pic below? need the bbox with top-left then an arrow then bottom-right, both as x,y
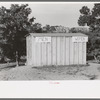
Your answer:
78,3 -> 100,32
69,27 -> 89,33
29,23 -> 42,33
0,4 -> 35,62
78,4 -> 100,62
42,25 -> 69,33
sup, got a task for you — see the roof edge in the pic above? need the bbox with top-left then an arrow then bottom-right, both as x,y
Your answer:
25,33 -> 88,37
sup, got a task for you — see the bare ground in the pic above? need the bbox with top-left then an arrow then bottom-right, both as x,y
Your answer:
0,63 -> 100,80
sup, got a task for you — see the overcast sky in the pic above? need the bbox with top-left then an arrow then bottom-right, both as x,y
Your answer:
0,2 -> 95,28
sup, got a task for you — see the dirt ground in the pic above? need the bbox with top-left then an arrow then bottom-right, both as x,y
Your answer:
0,62 -> 100,80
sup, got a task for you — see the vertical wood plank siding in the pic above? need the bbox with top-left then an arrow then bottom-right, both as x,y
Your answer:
65,37 -> 70,65
27,35 -> 32,65
52,37 -> 57,65
74,42 -> 78,64
27,34 -> 87,66
57,37 -> 61,65
32,37 -> 35,66
82,42 -> 86,64
79,42 -> 83,64
47,41 -> 51,65
69,37 -> 74,65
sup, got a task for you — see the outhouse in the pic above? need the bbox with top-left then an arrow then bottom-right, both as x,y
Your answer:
26,33 -> 88,66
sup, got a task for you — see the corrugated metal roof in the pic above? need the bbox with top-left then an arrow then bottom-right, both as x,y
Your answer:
25,33 -> 87,37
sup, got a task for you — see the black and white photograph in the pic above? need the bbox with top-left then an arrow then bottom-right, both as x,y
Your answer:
0,2 -> 99,81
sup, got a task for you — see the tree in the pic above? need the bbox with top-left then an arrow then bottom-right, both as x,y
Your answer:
42,25 -> 69,33
69,27 -> 89,33
54,25 -> 69,33
78,4 -> 100,62
29,23 -> 42,33
42,25 -> 51,33
0,4 -> 35,66
78,4 -> 100,32
86,32 -> 100,62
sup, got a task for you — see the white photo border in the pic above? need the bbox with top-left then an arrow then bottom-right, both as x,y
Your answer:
0,1 -> 99,99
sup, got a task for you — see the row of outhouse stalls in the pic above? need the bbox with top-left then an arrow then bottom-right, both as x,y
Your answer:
26,33 -> 88,67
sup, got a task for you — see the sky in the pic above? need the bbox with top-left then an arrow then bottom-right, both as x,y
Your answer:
0,2 -> 95,28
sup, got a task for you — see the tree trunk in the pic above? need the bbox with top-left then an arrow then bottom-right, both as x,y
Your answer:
16,51 -> 19,67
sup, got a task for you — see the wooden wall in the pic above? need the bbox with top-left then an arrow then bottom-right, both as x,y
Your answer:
26,35 -> 32,65
26,36 -> 87,66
